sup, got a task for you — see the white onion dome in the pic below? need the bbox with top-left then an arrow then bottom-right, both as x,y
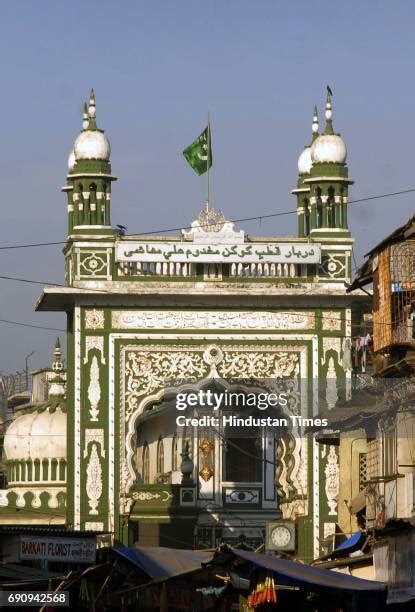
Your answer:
298,146 -> 312,175
68,147 -> 76,171
74,129 -> 111,161
297,106 -> 319,176
311,133 -> 347,164
72,89 -> 111,162
3,406 -> 66,462
311,92 -> 347,165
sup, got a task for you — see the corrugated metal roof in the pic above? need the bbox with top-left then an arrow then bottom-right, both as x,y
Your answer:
0,526 -> 103,536
0,563 -> 62,581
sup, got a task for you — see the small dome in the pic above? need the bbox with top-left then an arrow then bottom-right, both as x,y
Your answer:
73,130 -> 110,161
3,413 -> 36,462
3,407 -> 66,461
311,133 -> 347,164
68,147 -> 76,171
298,146 -> 312,175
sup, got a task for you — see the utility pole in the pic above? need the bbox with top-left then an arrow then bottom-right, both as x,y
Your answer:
25,351 -> 35,390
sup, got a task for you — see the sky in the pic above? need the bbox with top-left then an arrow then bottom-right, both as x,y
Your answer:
0,0 -> 414,372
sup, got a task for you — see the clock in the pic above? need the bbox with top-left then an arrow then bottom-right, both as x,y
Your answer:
266,521 -> 295,551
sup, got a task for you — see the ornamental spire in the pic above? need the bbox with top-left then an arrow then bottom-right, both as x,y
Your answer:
87,88 -> 97,130
312,105 -> 319,141
49,338 -> 65,398
52,337 -> 64,374
324,90 -> 334,135
82,102 -> 89,130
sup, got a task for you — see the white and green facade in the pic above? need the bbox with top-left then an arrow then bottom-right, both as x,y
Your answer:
1,91 -> 366,560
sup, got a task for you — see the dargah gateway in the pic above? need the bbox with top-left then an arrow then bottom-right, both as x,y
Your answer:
0,90 -> 367,561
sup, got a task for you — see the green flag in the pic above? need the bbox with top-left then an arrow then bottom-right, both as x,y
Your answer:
183,125 -> 212,175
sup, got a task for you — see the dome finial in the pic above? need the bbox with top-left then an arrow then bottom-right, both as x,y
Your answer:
52,338 -> 63,374
82,102 -> 89,130
324,88 -> 334,135
87,88 -> 97,129
72,90 -> 111,164
49,338 -> 65,398
312,105 -> 319,140
310,90 -> 347,165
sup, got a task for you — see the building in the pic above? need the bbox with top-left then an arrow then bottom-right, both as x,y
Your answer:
0,341 -> 67,525
347,216 -> 415,606
1,90 -> 368,561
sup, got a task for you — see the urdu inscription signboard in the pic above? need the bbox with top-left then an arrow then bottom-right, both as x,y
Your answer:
116,242 -> 321,264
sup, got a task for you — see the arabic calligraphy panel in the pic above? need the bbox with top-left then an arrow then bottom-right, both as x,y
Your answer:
111,310 -> 315,330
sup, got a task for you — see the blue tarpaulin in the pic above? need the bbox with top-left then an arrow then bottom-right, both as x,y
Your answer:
226,546 -> 385,592
113,546 -> 214,580
336,531 -> 365,552
317,531 -> 367,561
113,545 -> 385,593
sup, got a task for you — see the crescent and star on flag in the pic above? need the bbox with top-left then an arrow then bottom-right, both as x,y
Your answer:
182,124 -> 212,176
183,120 -> 213,210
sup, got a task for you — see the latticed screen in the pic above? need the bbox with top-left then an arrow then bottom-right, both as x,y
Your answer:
365,439 -> 379,525
359,452 -> 368,491
373,241 -> 415,351
390,241 -> 415,343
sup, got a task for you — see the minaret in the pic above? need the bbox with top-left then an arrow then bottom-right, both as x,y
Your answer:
292,107 -> 319,237
304,91 -> 353,235
49,338 -> 66,399
63,90 -> 117,236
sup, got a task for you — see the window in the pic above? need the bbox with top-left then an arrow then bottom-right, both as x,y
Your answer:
157,437 -> 164,474
89,183 -> 97,223
327,186 -> 335,227
142,442 -> 150,484
223,436 -> 262,482
197,527 -> 213,548
383,427 -> 396,477
172,433 -> 178,471
204,263 -> 222,280
304,199 -> 310,236
316,188 -> 323,228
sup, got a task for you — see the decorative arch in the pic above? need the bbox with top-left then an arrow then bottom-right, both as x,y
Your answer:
120,343 -> 306,496
156,437 -> 164,475
142,442 -> 149,484
171,432 -> 178,471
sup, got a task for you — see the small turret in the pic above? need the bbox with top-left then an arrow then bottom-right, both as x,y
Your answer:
49,338 -> 66,399
63,89 -> 117,236
82,101 -> 89,130
303,90 -> 353,234
293,107 -> 319,236
312,105 -> 319,140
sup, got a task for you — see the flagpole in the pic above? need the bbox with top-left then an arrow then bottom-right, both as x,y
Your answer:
207,112 -> 210,211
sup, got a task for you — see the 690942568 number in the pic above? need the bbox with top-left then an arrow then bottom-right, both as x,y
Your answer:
0,591 -> 69,607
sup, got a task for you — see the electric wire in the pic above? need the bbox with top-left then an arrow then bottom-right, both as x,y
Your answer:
0,318 -> 64,331
2,185 -> 411,332
0,273 -> 377,332
0,274 -> 380,331
0,186 -> 413,251
0,188 -> 407,548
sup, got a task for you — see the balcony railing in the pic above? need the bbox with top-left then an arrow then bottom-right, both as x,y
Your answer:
117,261 -> 307,280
